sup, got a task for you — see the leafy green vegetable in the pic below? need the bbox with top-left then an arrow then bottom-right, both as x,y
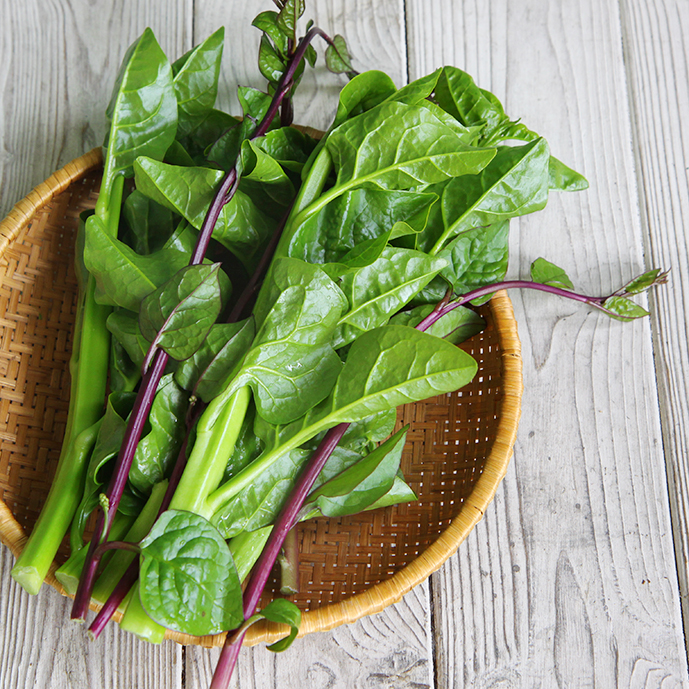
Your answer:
138,510 -> 243,635
530,258 -> 574,289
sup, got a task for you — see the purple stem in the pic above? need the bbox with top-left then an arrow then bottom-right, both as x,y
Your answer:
88,403 -> 205,639
416,280 -> 605,332
210,423 -> 349,688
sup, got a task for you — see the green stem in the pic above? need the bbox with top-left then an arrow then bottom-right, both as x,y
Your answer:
11,413 -> 104,595
229,527 -> 272,583
118,582 -> 166,643
169,387 -> 251,518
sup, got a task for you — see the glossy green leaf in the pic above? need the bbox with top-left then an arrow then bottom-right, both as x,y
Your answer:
530,258 -> 574,289
325,35 -> 353,74
109,338 -> 140,393
139,264 -> 226,364
178,107 -> 238,162
71,393 -> 135,545
138,510 -> 243,635
326,325 -> 478,422
83,214 -> 191,312
212,446 -> 309,538
102,29 -> 177,198
303,426 -> 408,517
383,69 -> 442,106
259,34 -> 286,83
276,0 -> 304,41
548,156 -> 589,192
252,11 -> 289,55
122,190 -> 176,255
324,100 -> 495,195
129,374 -> 188,495
601,296 -> 649,320
437,221 -> 510,295
621,268 -> 666,294
172,28 -> 225,137
235,598 -> 302,653
107,309 -> 149,368
287,188 -> 438,264
174,318 -> 256,402
133,158 -> 275,268
254,127 -> 317,172
333,247 -> 448,347
239,139 -> 296,207
431,139 -> 550,252
363,474 -> 417,511
333,70 -> 397,126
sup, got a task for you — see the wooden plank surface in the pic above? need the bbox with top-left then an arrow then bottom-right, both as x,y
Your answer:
407,0 -> 689,686
1,0 -> 689,687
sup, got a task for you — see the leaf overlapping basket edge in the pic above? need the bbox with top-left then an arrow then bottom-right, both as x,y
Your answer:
0,148 -> 522,647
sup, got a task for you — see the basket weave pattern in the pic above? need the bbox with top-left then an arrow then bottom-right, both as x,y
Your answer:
0,150 -> 521,647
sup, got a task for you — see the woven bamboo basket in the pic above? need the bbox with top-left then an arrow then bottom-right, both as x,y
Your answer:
0,148 -> 522,647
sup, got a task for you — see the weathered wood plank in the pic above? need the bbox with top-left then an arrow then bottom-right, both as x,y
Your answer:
406,0 -> 688,686
0,0 -> 193,219
619,0 -> 689,637
0,548 -> 182,689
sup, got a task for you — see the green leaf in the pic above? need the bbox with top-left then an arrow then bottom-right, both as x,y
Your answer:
139,264 -> 226,364
174,319 -> 256,401
333,70 -> 398,126
122,190 -> 176,255
304,426 -> 408,517
333,247 -> 448,348
138,510 -> 243,635
325,100 -> 495,194
107,309 -> 149,368
438,221 -> 510,294
254,127 -> 317,173
102,29 -> 177,198
234,598 -> 302,652
83,214 -> 192,312
326,324 -> 478,422
620,268 -> 666,294
252,11 -> 289,55
109,337 -> 140,393
548,156 -> 589,192
431,138 -> 550,251
259,34 -> 286,83
530,258 -> 574,289
134,158 -> 275,268
262,599 -> 302,652
276,0 -> 305,42
383,68 -> 442,106
130,374 -> 188,495
239,139 -> 296,207
434,67 -> 536,146
178,108 -> 238,161
325,35 -> 354,74
601,296 -> 649,320
287,188 -> 438,264
70,393 -> 135,545
172,28 -> 224,138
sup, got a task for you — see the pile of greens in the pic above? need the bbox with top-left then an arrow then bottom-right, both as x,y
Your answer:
10,2 -> 664,686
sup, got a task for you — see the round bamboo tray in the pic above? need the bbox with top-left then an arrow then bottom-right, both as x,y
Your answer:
0,148 -> 522,647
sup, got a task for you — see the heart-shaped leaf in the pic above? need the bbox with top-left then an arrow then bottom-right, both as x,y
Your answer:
138,510 -> 243,636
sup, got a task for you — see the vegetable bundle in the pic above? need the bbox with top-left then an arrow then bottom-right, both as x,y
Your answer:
9,2 -> 665,686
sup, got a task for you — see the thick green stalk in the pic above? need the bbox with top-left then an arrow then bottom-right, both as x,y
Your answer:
169,387 -> 251,518
229,527 -> 272,583
117,583 -> 166,643
11,173 -> 125,594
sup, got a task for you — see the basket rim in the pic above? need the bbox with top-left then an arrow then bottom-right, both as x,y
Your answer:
0,148 -> 522,648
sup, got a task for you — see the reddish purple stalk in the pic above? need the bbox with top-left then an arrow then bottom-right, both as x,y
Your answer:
210,423 -> 349,689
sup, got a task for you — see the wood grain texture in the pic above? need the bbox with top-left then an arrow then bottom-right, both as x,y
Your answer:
619,0 -> 689,637
406,0 -> 689,686
0,0 -> 192,219
0,548 -> 182,689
